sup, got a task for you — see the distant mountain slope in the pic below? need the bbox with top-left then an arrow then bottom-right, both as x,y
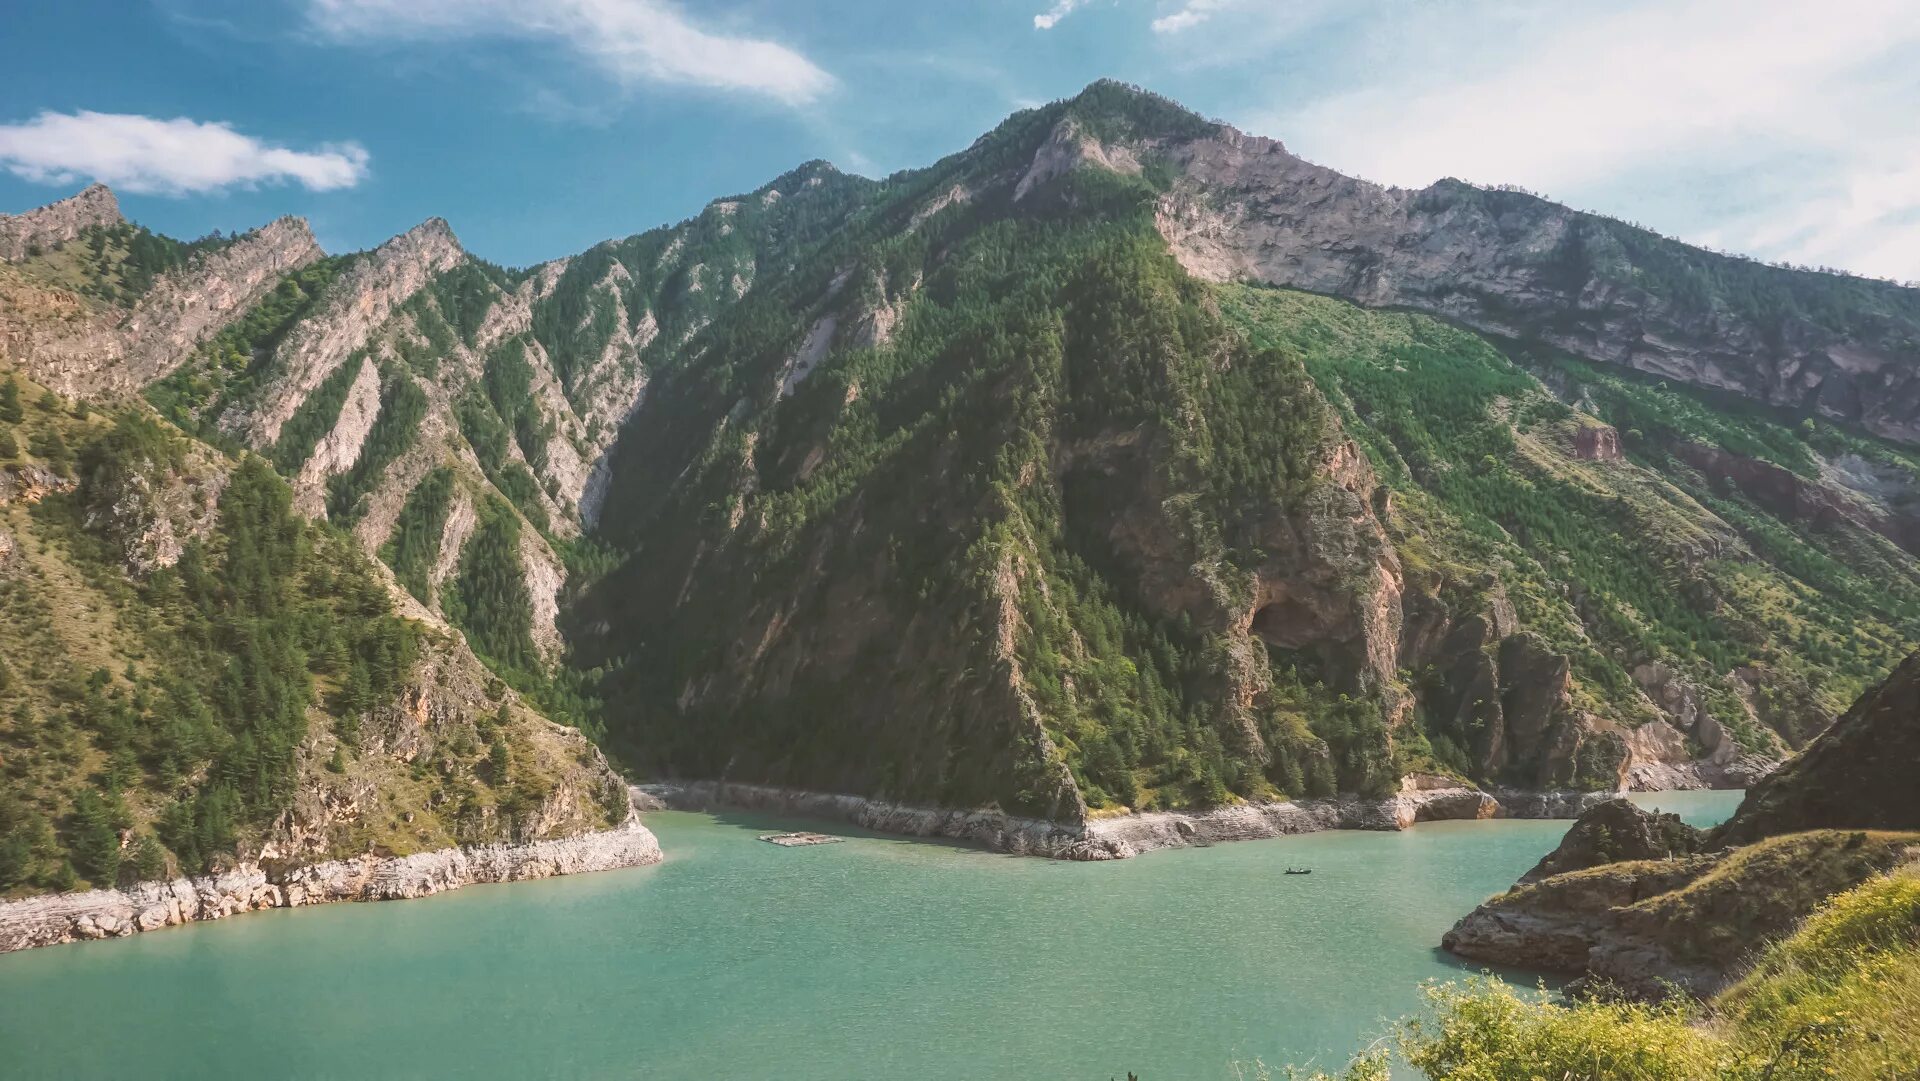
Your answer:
1155,123 -> 1920,443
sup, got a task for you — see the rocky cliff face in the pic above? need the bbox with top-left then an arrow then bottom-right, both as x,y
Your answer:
0,183 -> 121,261
0,366 -> 644,920
1,210 -> 323,398
235,219 -> 461,447
1154,128 -> 1920,443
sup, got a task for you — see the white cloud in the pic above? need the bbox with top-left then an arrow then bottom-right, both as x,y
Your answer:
1697,150 -> 1920,282
306,0 -> 832,104
1264,0 -> 1920,281
1034,0 -> 1096,30
1152,0 -> 1230,33
0,110 -> 368,196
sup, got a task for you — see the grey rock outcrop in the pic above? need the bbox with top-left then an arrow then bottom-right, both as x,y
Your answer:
1516,798 -> 1703,884
235,218 -> 462,447
1153,127 -> 1920,443
119,217 -> 324,387
0,183 -> 121,261
3,212 -> 322,399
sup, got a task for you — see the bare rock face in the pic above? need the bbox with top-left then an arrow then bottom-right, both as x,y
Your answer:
238,218 -> 463,447
1572,423 -> 1622,461
292,354 -> 382,516
4,214 -> 323,399
1674,440 -> 1920,556
0,183 -> 121,261
0,464 -> 75,506
1153,127 -> 1920,443
119,218 -> 324,387
1014,118 -> 1142,202
77,441 -> 230,575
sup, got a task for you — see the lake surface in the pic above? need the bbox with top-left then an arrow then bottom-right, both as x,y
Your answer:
0,791 -> 1742,1080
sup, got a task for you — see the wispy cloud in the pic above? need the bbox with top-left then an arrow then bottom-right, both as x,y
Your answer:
0,110 -> 368,195
1033,0 -> 1090,30
1152,0 -> 1231,33
1259,0 -> 1920,281
305,0 -> 833,104
1697,149 -> 1920,283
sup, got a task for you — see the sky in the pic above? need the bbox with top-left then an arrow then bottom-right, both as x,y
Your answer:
2,0 -> 1917,282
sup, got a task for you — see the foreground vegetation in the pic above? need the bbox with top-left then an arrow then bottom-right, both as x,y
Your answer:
1264,865 -> 1920,1081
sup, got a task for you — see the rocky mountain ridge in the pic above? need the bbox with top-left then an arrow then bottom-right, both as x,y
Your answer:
0,363 -> 648,924
1153,125 -> 1920,443
0,182 -> 121,261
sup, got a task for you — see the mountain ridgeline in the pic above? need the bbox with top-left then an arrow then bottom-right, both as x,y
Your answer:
4,81 -> 1920,880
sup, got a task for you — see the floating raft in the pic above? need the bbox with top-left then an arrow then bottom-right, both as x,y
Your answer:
759,832 -> 844,847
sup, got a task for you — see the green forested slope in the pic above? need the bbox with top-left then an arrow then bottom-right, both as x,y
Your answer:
0,370 -> 624,897
1221,287 -> 1920,762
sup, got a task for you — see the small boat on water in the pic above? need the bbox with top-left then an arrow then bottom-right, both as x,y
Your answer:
1284,867 -> 1312,875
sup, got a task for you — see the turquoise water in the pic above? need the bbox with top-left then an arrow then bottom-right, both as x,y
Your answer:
0,792 -> 1741,1080
1627,788 -> 1749,823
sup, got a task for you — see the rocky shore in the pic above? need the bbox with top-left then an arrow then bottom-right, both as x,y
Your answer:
634,777 -> 1618,861
0,818 -> 662,954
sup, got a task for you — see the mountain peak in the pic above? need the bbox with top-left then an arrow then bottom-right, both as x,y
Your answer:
392,216 -> 463,254
1061,78 -> 1221,141
0,182 -> 125,262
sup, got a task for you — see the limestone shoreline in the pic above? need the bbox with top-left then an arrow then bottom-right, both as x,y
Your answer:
0,817 -> 662,955
633,779 -> 1622,861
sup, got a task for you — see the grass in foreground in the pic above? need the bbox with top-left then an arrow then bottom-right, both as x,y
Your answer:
1251,866 -> 1920,1081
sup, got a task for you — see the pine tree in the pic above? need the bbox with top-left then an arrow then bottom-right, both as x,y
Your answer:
68,791 -> 121,886
0,376 -> 21,423
487,736 -> 510,784
130,834 -> 168,881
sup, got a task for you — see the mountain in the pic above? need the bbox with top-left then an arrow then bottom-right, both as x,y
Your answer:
4,81 -> 1920,879
574,82 -> 1920,827
0,226 -> 658,934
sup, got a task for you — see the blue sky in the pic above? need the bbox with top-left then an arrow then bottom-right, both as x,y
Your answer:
3,0 -> 1917,281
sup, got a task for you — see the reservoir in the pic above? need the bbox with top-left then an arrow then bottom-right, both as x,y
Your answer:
0,791 -> 1741,1079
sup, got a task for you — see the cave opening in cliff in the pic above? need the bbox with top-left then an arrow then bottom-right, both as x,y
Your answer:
1250,596 -> 1328,649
